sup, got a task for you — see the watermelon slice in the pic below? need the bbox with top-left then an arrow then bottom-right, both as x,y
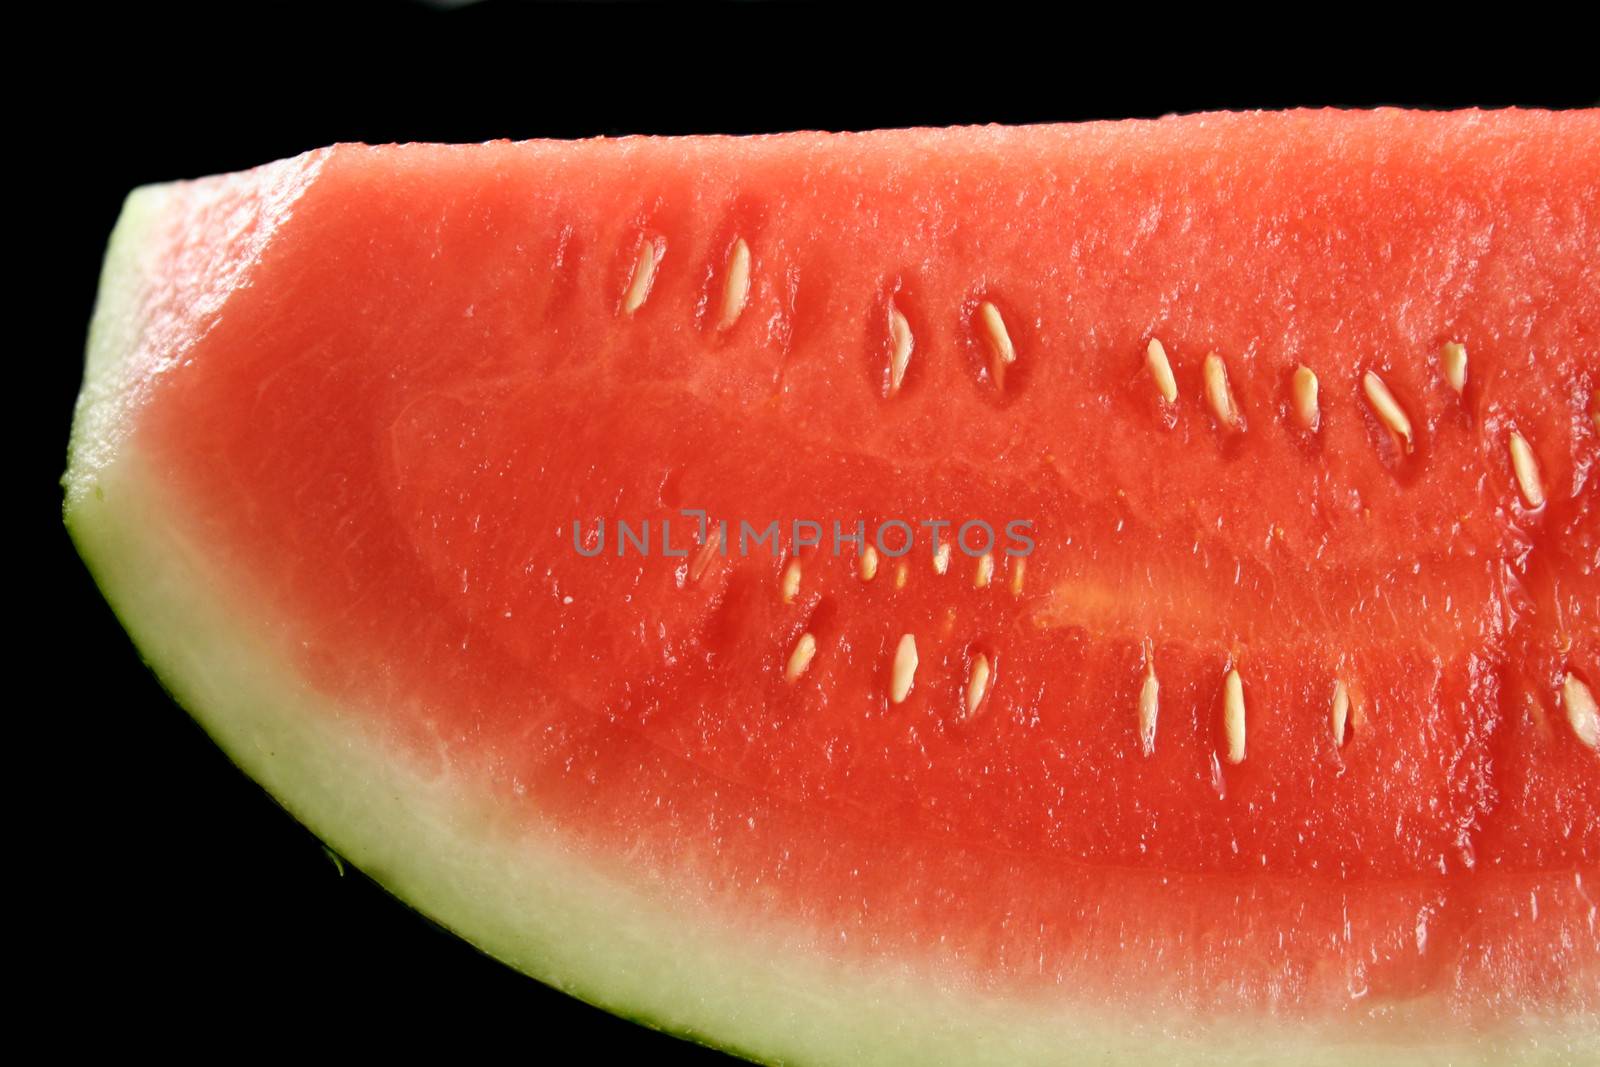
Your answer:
65,109 -> 1598,1064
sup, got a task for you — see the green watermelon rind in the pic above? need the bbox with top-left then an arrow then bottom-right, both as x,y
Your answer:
66,183 -> 770,1066
62,166 -> 1598,1067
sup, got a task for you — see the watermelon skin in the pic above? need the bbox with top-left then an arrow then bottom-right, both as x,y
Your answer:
65,111 -> 1599,1064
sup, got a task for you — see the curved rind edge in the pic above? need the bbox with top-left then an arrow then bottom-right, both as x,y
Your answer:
66,183 -> 168,502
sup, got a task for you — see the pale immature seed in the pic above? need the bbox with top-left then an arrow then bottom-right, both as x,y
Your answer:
1440,342 -> 1467,395
1362,371 -> 1413,451
1146,338 -> 1178,404
622,238 -> 661,315
888,304 -> 914,396
785,633 -> 817,683
890,634 -> 919,704
966,654 -> 992,717
1331,678 -> 1350,748
1138,662 -> 1159,757
781,559 -> 802,604
894,561 -> 908,590
933,542 -> 952,575
859,544 -> 880,581
717,238 -> 751,330
978,301 -> 1016,385
1222,669 -> 1246,765
1563,673 -> 1598,749
1292,365 -> 1320,430
975,552 -> 995,589
1508,431 -> 1546,509
689,538 -> 719,584
1010,557 -> 1026,597
1203,353 -> 1240,429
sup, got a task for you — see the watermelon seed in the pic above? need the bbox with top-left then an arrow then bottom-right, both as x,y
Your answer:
1563,673 -> 1598,749
859,545 -> 880,582
1508,431 -> 1545,509
1331,678 -> 1351,748
689,538 -> 720,584
1292,365 -> 1320,431
887,304 -> 913,397
1440,342 -> 1467,395
781,558 -> 802,604
1203,353 -> 1241,430
974,552 -> 995,589
717,238 -> 751,330
890,633 -> 919,704
1361,371 -> 1413,452
1145,338 -> 1178,404
1222,668 -> 1246,764
977,301 -> 1016,388
1009,557 -> 1026,597
785,632 -> 817,683
894,561 -> 908,589
966,653 -> 992,718
622,237 -> 662,315
1138,652 -> 1159,757
933,542 -> 952,575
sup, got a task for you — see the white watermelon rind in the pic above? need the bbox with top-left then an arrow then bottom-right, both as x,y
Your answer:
62,172 -> 1598,1067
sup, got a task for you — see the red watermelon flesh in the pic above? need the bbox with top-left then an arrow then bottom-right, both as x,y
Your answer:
65,110 -> 1599,1063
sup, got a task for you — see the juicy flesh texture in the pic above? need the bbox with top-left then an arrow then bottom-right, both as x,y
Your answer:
125,111 -> 1597,1024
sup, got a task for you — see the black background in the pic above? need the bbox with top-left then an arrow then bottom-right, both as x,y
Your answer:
40,2 -> 1594,1059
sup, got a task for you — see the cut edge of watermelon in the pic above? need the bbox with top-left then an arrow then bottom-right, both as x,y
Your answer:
63,172 -> 1596,1067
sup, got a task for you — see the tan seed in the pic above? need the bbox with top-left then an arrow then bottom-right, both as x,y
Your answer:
1292,365 -> 1320,430
785,633 -> 817,683
888,304 -> 914,396
1508,431 -> 1545,509
622,238 -> 661,315
933,542 -> 952,575
894,561 -> 908,589
859,544 -> 880,581
1440,342 -> 1467,395
1362,371 -> 1413,451
974,552 -> 995,589
978,301 -> 1016,386
1222,668 -> 1246,765
890,633 -> 919,704
1203,353 -> 1240,429
966,653 -> 992,717
1010,557 -> 1026,597
1331,678 -> 1350,748
780,559 -> 802,604
717,238 -> 751,330
1138,661 -> 1159,757
1563,673 -> 1598,749
1146,338 -> 1178,404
